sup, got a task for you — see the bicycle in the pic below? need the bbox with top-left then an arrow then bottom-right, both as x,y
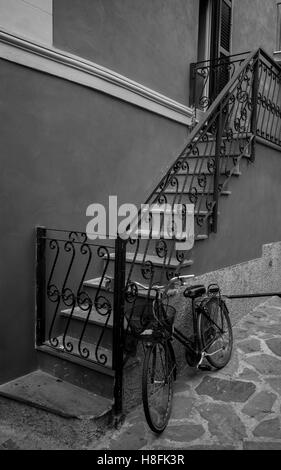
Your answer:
126,275 -> 233,434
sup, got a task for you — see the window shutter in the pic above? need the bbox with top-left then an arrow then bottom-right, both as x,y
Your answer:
210,0 -> 233,97
211,0 -> 233,60
220,0 -> 232,56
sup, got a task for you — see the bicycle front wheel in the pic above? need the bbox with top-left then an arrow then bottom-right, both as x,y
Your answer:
198,297 -> 233,369
142,341 -> 174,434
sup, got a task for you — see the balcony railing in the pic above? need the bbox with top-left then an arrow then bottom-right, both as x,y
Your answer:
190,52 -> 250,111
190,50 -> 281,147
256,50 -> 281,146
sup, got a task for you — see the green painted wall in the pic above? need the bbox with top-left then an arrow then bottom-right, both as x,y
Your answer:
53,0 -> 199,105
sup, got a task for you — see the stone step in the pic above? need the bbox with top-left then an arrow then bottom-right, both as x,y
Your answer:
129,229 -> 206,242
0,370 -> 114,449
84,276 -> 156,300
156,188 -> 232,196
60,305 -> 113,346
61,305 -> 113,328
129,228 -> 194,241
44,335 -> 113,369
177,168 -> 242,177
108,251 -> 194,268
37,344 -> 115,398
175,157 -> 242,174
141,206 -> 217,218
196,234 -> 208,241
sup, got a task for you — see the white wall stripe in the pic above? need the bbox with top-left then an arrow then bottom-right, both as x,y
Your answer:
0,30 -> 194,126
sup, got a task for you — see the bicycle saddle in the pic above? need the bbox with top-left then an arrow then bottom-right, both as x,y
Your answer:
184,284 -> 206,299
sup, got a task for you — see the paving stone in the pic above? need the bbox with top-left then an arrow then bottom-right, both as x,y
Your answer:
253,418 -> 281,439
243,441 -> 281,450
264,297 -> 281,308
173,380 -> 191,394
170,396 -> 194,420
239,319 -> 257,331
237,338 -> 261,354
183,444 -> 236,450
266,338 -> 281,357
108,422 -> 148,450
260,306 -> 281,318
251,311 -> 267,319
126,409 -> 144,425
241,391 -> 277,420
198,402 -> 246,441
238,367 -> 260,381
246,354 -> 281,375
162,423 -> 205,442
0,439 -> 21,450
257,324 -> 281,335
195,376 -> 256,402
266,377 -> 281,395
143,442 -> 234,451
232,327 -> 249,340
217,350 -> 240,377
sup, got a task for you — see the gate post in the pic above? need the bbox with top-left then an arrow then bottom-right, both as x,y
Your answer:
113,235 -> 127,417
36,226 -> 46,346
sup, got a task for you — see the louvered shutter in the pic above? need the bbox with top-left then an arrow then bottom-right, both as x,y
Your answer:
210,0 -> 233,97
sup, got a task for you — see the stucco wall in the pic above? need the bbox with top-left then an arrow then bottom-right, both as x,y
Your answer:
0,58 -> 188,384
0,0 -> 52,46
53,0 -> 199,106
232,0 -> 278,56
191,141 -> 281,275
1,55 -> 281,384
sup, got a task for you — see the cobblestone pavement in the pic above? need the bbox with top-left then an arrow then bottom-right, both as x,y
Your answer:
95,296 -> 281,451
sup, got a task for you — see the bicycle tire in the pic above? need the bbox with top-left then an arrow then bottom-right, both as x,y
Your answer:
142,340 -> 174,433
198,296 -> 233,369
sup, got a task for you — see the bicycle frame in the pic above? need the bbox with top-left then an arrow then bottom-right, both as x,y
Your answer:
153,292 -> 227,362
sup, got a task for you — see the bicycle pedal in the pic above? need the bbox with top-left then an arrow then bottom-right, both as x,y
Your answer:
198,364 -> 212,371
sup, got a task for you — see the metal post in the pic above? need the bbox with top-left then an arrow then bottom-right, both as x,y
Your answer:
36,226 -> 46,346
113,235 -> 126,417
212,104 -> 223,233
250,52 -> 260,162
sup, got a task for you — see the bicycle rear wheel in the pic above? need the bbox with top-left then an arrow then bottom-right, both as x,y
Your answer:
142,341 -> 174,433
198,297 -> 233,369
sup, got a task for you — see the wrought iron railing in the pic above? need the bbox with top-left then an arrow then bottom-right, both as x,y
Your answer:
123,48 -> 281,346
125,49 -> 258,289
190,52 -> 250,110
190,49 -> 281,147
36,48 -> 281,416
256,50 -> 281,146
36,227 -> 126,414
36,227 -> 117,367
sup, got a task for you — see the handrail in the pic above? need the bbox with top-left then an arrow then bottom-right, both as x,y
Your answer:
145,49 -> 259,205
191,50 -> 250,66
123,47 -> 281,361
259,47 -> 281,72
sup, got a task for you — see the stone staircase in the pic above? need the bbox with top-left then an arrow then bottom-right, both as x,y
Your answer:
3,49 -> 267,434
36,133 -> 253,401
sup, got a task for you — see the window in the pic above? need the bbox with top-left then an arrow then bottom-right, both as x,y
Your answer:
197,0 -> 233,62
